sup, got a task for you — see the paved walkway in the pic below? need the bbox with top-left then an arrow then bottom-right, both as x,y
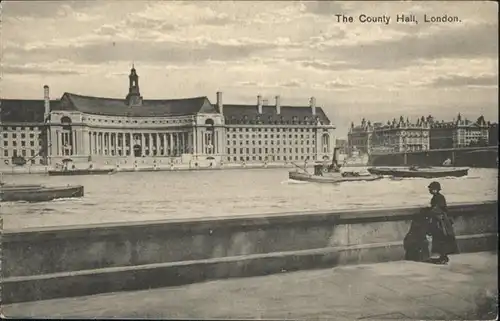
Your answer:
2,252 -> 498,320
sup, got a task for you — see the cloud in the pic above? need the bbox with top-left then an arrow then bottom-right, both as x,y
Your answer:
428,75 -> 499,88
6,37 -> 282,65
3,1 -> 100,19
1,1 -> 498,136
279,80 -> 303,88
2,64 -> 83,76
236,81 -> 263,87
330,22 -> 498,70
303,1 -> 348,16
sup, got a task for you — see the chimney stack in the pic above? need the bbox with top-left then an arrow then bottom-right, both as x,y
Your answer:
275,95 -> 281,115
43,85 -> 50,122
216,91 -> 223,114
310,96 -> 316,116
257,95 -> 263,114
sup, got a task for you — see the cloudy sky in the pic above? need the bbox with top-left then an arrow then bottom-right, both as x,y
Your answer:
2,1 -> 498,137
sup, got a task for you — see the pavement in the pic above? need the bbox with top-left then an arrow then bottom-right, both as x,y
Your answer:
2,252 -> 498,320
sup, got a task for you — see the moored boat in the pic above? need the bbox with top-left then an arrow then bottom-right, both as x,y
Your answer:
48,168 -> 116,176
288,171 -> 382,183
0,184 -> 84,202
367,166 -> 469,178
288,147 -> 382,184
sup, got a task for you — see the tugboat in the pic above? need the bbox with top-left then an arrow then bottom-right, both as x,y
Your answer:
288,148 -> 383,184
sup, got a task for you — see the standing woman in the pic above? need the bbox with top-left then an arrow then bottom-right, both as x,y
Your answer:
427,181 -> 459,264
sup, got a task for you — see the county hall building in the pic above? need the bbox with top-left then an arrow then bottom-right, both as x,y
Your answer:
0,67 -> 335,170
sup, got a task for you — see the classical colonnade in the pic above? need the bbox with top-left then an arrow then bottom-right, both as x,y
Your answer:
52,129 -> 194,157
88,131 -> 192,157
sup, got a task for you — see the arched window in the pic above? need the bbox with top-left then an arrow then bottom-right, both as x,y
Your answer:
321,133 -> 330,154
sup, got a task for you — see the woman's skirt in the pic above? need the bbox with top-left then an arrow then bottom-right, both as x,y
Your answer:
429,215 -> 460,256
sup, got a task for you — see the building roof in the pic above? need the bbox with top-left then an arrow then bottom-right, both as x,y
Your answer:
2,95 -> 332,125
53,93 -> 217,117
1,99 -> 60,123
216,104 -> 331,125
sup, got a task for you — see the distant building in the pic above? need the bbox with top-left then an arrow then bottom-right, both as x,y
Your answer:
429,114 -> 489,149
347,119 -> 373,155
0,67 -> 336,168
348,116 -> 430,154
488,122 -> 498,147
335,138 -> 348,154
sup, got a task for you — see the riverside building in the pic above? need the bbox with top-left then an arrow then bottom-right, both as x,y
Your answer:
348,116 -> 431,155
429,114 -> 489,149
0,67 -> 335,169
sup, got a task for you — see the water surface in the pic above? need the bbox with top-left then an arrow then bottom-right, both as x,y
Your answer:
1,168 -> 497,230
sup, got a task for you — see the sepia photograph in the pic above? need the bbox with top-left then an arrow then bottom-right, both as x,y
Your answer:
0,0 -> 498,319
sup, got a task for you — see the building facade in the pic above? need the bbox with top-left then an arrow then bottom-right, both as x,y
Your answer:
488,122 -> 498,147
0,99 -> 53,166
348,116 -> 430,155
1,67 -> 335,169
429,114 -> 490,149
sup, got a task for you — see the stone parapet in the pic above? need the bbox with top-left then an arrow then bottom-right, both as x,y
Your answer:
2,201 -> 497,303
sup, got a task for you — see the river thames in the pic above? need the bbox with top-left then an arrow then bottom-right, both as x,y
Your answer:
1,168 -> 497,230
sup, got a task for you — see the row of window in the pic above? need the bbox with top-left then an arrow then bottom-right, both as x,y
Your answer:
228,134 -> 314,139
3,133 -> 40,139
3,140 -> 40,147
81,117 -> 191,124
226,127 -> 319,132
2,158 -> 44,165
87,149 -> 188,157
225,155 -> 316,162
3,149 -> 38,157
1,127 -> 39,131
227,147 -> 316,155
227,140 -> 315,146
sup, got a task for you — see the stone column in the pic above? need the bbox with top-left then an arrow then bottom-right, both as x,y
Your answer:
161,133 -> 166,156
101,132 -> 104,155
169,133 -> 174,156
55,131 -> 60,156
149,133 -> 153,156
102,132 -> 105,155
175,133 -> 179,155
177,133 -> 181,155
108,132 -> 111,155
141,133 -> 145,156
181,132 -> 185,153
94,132 -> 97,155
114,133 -> 118,156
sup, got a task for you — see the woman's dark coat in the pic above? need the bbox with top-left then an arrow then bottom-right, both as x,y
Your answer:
428,193 -> 459,256
403,210 -> 431,261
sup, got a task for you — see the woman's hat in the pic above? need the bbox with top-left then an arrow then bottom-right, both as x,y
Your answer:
428,181 -> 441,190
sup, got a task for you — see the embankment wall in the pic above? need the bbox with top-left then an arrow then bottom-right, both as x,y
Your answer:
370,148 -> 498,167
2,201 -> 497,303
